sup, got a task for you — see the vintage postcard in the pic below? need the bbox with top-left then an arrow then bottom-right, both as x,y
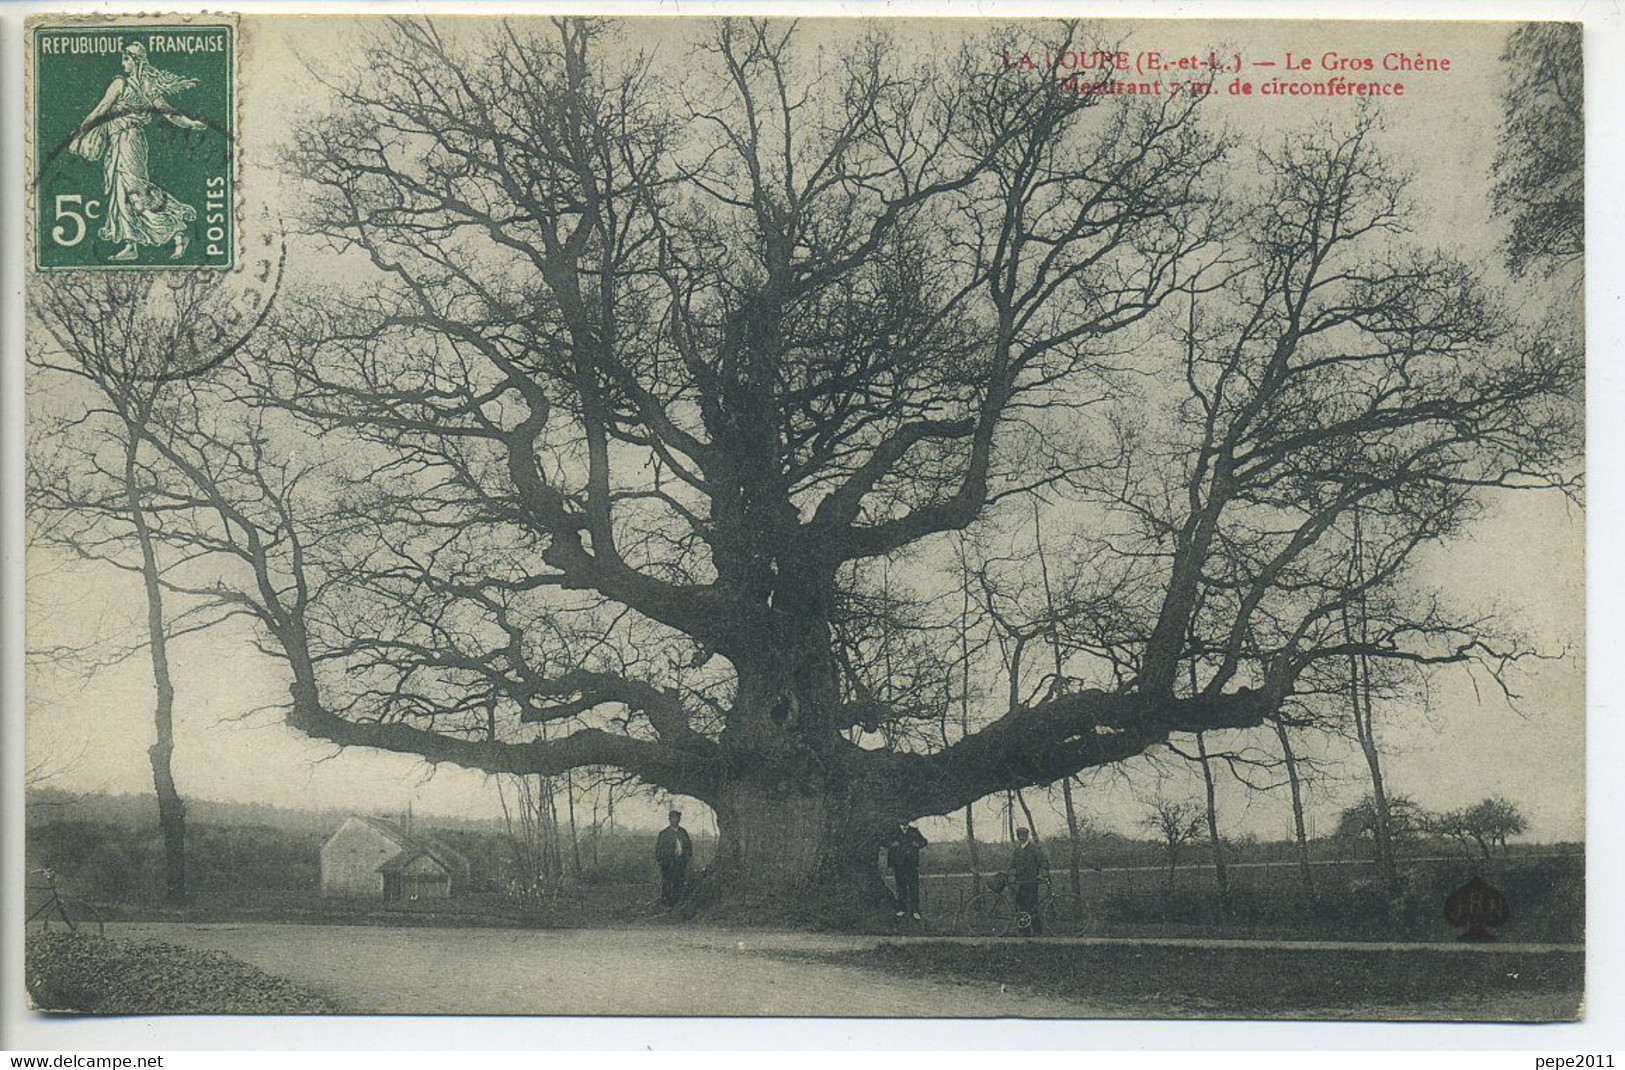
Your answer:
19,11 -> 1584,1022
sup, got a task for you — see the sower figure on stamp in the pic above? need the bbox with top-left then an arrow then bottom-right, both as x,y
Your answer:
1009,827 -> 1049,936
69,43 -> 205,262
885,822 -> 929,921
654,809 -> 693,907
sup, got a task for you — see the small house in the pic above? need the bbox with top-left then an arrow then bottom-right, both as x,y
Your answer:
320,815 -> 471,900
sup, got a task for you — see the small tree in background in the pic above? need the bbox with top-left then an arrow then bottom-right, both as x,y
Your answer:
1469,796 -> 1530,856
1140,798 -> 1204,893
1335,793 -> 1427,863
1433,796 -> 1529,860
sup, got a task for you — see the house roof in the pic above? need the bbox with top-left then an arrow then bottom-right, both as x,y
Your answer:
378,849 -> 447,876
347,816 -> 470,877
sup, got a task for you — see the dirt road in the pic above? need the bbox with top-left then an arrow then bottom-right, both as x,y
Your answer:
103,922 -> 1579,1018
104,922 -> 1088,1016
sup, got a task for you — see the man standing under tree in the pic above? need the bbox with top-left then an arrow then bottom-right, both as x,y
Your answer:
886,822 -> 929,921
1010,828 -> 1049,936
654,809 -> 693,907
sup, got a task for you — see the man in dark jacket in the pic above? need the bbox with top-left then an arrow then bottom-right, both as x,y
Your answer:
885,822 -> 929,920
1009,827 -> 1048,935
654,809 -> 693,906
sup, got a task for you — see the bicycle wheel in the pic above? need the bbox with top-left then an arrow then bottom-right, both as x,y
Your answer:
1041,892 -> 1091,938
956,891 -> 1016,936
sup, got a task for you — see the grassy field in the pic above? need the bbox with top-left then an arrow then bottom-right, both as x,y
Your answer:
800,941 -> 1585,1020
33,853 -> 1580,944
919,853 -> 1583,944
26,798 -> 1581,943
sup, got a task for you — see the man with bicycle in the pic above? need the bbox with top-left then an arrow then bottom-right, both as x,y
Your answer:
1008,827 -> 1049,936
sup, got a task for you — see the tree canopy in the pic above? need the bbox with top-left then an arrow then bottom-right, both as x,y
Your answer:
1492,22 -> 1583,278
28,18 -> 1582,898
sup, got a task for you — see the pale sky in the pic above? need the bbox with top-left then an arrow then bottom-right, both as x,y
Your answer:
25,16 -> 1584,843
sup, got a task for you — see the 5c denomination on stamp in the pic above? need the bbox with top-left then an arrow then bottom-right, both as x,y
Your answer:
31,20 -> 235,271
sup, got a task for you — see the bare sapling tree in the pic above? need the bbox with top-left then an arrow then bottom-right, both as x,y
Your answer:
1128,109 -> 1578,907
1031,500 -> 1087,898
951,536 -> 987,897
1192,732 -> 1228,900
28,267 -> 280,906
1174,633 -> 1229,903
1270,712 -> 1317,897
496,771 -> 567,905
1341,520 -> 1400,896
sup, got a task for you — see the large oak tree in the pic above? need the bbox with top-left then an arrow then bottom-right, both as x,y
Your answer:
36,18 -> 1577,907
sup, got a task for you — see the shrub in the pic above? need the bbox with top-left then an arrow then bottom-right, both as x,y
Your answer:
25,929 -> 333,1014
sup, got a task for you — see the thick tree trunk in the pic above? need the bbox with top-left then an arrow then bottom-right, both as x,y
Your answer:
694,635 -> 904,911
710,773 -> 892,912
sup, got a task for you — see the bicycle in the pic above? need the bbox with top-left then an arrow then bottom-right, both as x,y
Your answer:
954,872 -> 1090,937
26,868 -> 104,936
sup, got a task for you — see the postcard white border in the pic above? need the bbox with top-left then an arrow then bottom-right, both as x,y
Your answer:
1,0 -> 1616,1054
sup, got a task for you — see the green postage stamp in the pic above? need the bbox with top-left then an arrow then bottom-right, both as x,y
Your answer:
30,19 -> 235,270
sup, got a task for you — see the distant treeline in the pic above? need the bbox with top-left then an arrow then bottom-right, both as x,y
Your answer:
26,790 -> 713,904
28,789 -> 1579,908
26,788 -> 512,836
912,827 -> 1578,875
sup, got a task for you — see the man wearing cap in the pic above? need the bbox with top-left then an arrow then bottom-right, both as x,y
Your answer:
1009,827 -> 1049,935
654,809 -> 693,906
885,822 -> 929,921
